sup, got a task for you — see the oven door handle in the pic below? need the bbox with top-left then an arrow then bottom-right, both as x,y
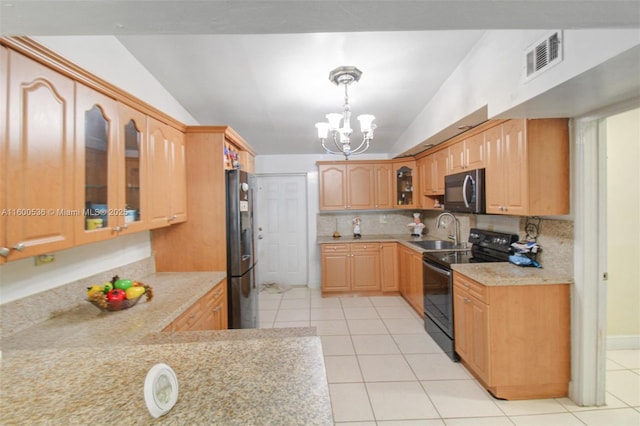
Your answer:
422,259 -> 452,277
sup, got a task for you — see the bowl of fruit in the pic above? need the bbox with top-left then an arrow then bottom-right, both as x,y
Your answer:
87,275 -> 154,312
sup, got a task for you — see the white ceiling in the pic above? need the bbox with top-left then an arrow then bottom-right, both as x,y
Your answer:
2,1 -> 639,157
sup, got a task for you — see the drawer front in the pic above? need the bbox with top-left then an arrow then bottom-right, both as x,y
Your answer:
454,274 -> 487,304
321,244 -> 349,253
350,243 -> 380,252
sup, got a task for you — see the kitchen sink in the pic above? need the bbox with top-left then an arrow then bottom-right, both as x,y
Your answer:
408,240 -> 456,250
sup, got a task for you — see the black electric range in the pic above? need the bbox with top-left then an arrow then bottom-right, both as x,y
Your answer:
422,228 -> 519,361
422,228 -> 519,268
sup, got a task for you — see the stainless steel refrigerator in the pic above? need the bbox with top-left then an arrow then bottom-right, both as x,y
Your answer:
226,169 -> 258,329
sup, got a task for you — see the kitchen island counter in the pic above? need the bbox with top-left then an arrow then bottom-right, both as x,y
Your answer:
1,336 -> 332,425
1,271 -> 333,425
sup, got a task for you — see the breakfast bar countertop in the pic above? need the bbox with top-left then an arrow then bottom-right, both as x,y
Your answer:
0,272 -> 333,425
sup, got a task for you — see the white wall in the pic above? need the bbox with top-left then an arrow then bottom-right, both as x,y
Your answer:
391,29 -> 640,157
255,153 -> 389,287
606,108 -> 640,337
33,36 -> 198,125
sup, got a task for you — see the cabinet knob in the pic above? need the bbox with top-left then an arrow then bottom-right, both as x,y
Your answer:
0,247 -> 10,257
464,297 -> 471,304
113,226 -> 122,232
13,243 -> 26,252
213,307 -> 221,313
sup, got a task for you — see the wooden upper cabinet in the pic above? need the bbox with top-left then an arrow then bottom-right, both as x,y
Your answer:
168,125 -> 188,224
75,83 -> 120,245
374,163 -> 393,209
485,119 -> 569,216
347,164 -> 375,209
117,102 -> 149,234
465,132 -> 486,170
318,162 -> 390,210
147,117 -> 187,227
5,51 -> 76,260
420,149 -> 448,197
318,164 -> 347,210
393,160 -> 417,208
448,132 -> 485,174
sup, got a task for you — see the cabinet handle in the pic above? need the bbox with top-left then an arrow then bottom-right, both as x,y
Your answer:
113,226 -> 122,232
462,282 -> 469,288
13,243 -> 26,252
0,247 -> 10,257
213,307 -> 221,313
122,224 -> 128,230
168,215 -> 177,222
464,297 -> 471,304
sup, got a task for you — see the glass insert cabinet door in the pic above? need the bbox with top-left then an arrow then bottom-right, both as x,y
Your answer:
123,119 -> 141,226
84,104 -> 110,230
396,165 -> 414,206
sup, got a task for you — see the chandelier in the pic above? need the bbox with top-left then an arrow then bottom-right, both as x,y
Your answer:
315,66 -> 376,159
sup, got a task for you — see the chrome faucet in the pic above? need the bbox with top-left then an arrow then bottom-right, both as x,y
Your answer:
436,212 -> 459,246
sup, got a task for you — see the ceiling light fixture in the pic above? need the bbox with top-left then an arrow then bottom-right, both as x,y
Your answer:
315,66 -> 375,160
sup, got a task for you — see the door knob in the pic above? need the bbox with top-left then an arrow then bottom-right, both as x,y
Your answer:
258,235 -> 264,239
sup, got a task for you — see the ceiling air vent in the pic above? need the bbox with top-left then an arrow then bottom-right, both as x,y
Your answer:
525,31 -> 563,80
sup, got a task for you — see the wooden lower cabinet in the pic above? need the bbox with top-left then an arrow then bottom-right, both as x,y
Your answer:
163,280 -> 228,331
351,244 -> 381,291
398,245 -> 423,315
453,272 -> 570,400
321,242 -> 399,295
380,243 -> 399,292
321,244 -> 351,292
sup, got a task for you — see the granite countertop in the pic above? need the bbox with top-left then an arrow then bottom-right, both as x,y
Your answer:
1,272 -> 227,351
317,233 -> 470,253
1,337 -> 332,425
452,262 -> 573,286
1,272 -> 333,424
318,234 -> 571,286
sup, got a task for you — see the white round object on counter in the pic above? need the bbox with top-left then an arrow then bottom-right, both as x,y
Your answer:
144,363 -> 179,418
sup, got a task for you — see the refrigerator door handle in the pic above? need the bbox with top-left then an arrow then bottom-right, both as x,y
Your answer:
242,255 -> 252,262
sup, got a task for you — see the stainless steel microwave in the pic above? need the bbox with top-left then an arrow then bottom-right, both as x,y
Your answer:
444,168 -> 486,213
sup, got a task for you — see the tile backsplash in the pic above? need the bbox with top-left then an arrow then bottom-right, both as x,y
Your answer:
317,210 -> 476,242
317,211 -> 574,276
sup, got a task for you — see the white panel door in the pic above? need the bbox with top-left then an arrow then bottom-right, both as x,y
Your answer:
256,174 -> 308,286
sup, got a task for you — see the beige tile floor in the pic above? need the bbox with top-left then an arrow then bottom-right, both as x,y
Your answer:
259,287 -> 640,425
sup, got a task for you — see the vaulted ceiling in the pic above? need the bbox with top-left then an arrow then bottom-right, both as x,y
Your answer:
2,1 -> 639,156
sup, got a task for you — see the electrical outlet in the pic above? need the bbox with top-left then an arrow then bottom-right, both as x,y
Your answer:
379,214 -> 388,224
35,254 -> 55,266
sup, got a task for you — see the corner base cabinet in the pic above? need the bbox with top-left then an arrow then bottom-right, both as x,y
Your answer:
453,272 -> 570,400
